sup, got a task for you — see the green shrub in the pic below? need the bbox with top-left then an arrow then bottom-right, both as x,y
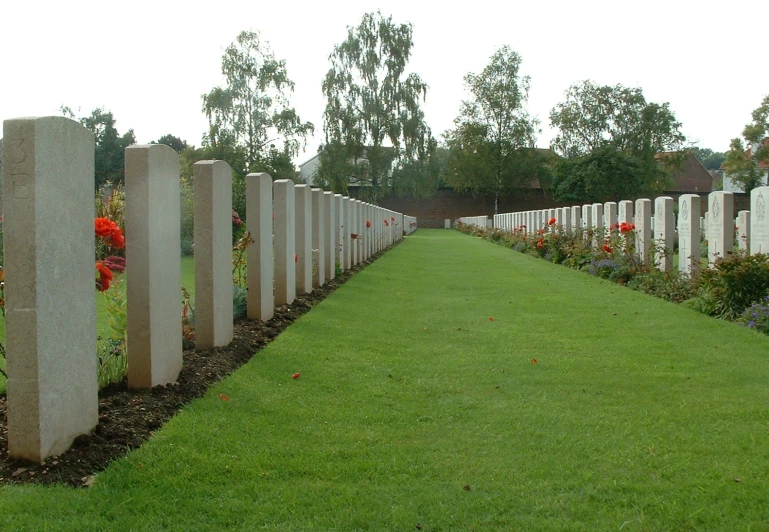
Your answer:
693,252 -> 769,319
627,270 -> 698,303
740,296 -> 769,335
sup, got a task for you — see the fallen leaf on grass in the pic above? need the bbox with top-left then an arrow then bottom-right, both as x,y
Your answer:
531,358 -> 538,365
488,317 -> 494,322
219,394 -> 229,401
292,372 -> 301,379
463,484 -> 471,491
734,478 -> 741,483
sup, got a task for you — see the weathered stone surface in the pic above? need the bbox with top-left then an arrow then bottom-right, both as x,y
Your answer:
738,210 -> 750,252
295,185 -> 312,294
618,200 -> 634,225
334,194 -> 344,267
750,186 -> 769,255
193,160 -> 234,350
343,197 -> 351,269
677,194 -> 700,274
324,192 -> 335,280
707,191 -> 734,267
3,116 -> 97,461
125,144 -> 183,390
571,206 -> 581,230
604,202 -> 617,229
654,196 -> 674,272
246,173 -> 274,321
274,180 -> 296,305
635,199 -> 652,268
312,188 -> 326,286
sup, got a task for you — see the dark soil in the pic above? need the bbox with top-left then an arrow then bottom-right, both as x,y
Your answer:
0,245 -> 396,488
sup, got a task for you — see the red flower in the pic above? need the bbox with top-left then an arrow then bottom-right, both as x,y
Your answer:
630,223 -> 636,230
536,238 -> 544,249
95,217 -> 117,238
292,372 -> 301,379
548,217 -> 556,225
96,261 -> 113,291
219,393 -> 229,401
366,220 -> 371,228
520,225 -> 526,229
602,244 -> 612,253
384,219 -> 390,227
391,216 -> 395,222
108,228 -> 125,248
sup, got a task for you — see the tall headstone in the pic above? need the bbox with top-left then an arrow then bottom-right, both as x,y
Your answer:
583,204 -> 593,229
604,202 -> 618,229
677,194 -> 701,274
654,196 -> 675,271
618,200 -> 634,225
3,116 -> 97,461
295,185 -> 312,294
342,197 -> 351,269
750,186 -> 769,255
324,191 -> 335,279
334,194 -> 344,267
126,144 -> 182,389
571,206 -> 581,231
737,210 -> 751,251
312,188 -> 326,286
246,173 -> 274,321
273,180 -> 296,305
193,160 -> 234,350
635,199 -> 652,268
707,191 -> 734,267
561,207 -> 571,229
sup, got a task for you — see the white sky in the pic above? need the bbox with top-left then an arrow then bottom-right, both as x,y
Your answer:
3,0 -> 767,165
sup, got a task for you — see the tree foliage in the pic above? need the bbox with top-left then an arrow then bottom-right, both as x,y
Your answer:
690,147 -> 726,170
390,138 -> 447,198
202,30 -> 313,179
444,46 -> 541,211
62,106 -> 136,187
549,81 -> 686,202
724,95 -> 769,193
319,11 -> 430,200
152,134 -> 189,153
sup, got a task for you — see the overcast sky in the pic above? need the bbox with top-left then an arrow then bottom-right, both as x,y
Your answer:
3,0 -> 766,165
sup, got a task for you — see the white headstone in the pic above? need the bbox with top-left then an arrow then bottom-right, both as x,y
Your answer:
750,186 -> 769,255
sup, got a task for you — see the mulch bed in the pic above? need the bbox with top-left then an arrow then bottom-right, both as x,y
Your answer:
0,245 -> 397,488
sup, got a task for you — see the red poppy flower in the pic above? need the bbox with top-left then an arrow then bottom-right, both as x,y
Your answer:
108,228 -> 125,248
391,216 -> 395,222
548,217 -> 556,225
630,223 -> 636,230
602,244 -> 612,253
536,238 -> 544,249
94,217 -> 117,238
292,372 -> 301,379
384,219 -> 389,227
366,220 -> 371,228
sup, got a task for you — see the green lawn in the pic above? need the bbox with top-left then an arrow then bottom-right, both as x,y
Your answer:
2,232 -> 769,530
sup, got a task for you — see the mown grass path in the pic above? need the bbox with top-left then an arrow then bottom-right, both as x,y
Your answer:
2,230 -> 769,530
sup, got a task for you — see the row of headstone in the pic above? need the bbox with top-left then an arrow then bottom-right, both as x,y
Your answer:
458,216 -> 489,228
488,189 -> 769,274
1,116 -> 416,462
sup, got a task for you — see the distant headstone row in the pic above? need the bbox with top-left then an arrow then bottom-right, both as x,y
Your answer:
1,116 -> 418,462
463,190 -> 769,273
